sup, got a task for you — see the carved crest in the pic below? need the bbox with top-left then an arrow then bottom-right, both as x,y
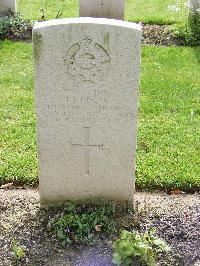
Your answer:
64,37 -> 111,84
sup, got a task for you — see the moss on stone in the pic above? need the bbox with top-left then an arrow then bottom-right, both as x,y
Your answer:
33,32 -> 42,62
103,32 -> 110,49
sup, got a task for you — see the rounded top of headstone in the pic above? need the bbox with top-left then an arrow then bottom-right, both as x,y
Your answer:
33,17 -> 142,32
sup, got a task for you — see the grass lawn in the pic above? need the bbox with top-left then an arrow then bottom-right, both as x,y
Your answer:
125,0 -> 186,25
0,41 -> 37,184
0,40 -> 199,191
17,0 -> 186,25
138,46 -> 200,191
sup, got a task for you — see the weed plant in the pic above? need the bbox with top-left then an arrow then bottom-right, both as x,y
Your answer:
0,10 -> 32,40
112,229 -> 170,266
50,201 -> 119,245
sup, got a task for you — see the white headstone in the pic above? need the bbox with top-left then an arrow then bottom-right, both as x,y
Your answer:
79,0 -> 124,20
188,0 -> 200,12
33,18 -> 142,207
0,0 -> 16,12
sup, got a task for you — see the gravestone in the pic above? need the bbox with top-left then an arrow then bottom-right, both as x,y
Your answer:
33,18 -> 142,207
0,0 -> 16,12
79,0 -> 124,20
188,0 -> 200,13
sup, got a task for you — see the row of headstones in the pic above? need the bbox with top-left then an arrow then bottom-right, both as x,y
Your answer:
0,0 -> 124,19
1,0 -> 199,17
81,0 -> 200,18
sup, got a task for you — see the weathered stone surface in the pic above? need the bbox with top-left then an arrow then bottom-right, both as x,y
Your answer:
0,0 -> 16,12
188,0 -> 200,13
79,0 -> 124,20
33,18 -> 142,207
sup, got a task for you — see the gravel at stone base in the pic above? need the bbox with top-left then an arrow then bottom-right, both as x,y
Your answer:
141,24 -> 185,46
0,188 -> 199,266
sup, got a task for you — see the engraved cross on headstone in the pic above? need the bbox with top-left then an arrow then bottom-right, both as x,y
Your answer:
71,127 -> 103,175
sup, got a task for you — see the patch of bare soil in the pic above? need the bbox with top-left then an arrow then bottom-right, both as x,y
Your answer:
0,189 -> 199,265
134,192 -> 200,265
142,24 -> 185,46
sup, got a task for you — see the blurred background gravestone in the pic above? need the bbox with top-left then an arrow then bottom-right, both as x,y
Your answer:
0,0 -> 16,12
188,0 -> 200,13
79,0 -> 124,20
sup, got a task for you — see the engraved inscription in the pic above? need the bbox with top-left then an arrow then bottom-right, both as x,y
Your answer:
38,94 -> 135,125
71,127 -> 103,175
64,37 -> 111,84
